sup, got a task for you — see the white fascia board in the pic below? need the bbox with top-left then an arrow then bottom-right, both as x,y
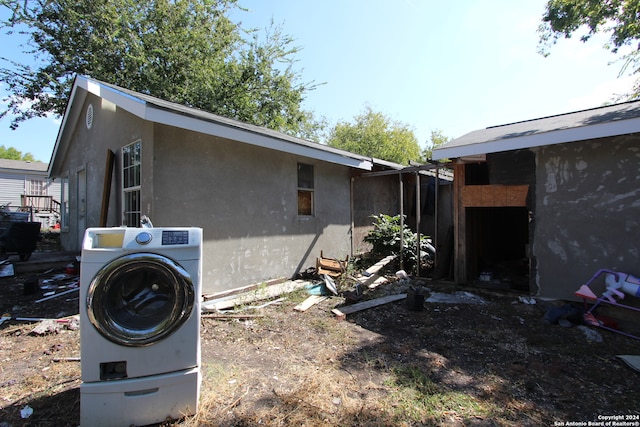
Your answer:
75,76 -> 147,118
146,106 -> 373,170
77,76 -> 372,170
48,82 -> 87,176
433,116 -> 640,160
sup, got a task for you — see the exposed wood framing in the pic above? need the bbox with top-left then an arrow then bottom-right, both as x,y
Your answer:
99,149 -> 115,227
452,161 -> 530,284
454,163 -> 466,284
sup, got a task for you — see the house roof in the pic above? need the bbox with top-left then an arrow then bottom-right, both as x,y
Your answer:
50,75 -> 401,175
0,159 -> 48,174
432,100 -> 640,161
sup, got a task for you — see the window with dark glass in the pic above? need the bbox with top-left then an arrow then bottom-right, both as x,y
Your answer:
297,163 -> 314,216
122,140 -> 141,226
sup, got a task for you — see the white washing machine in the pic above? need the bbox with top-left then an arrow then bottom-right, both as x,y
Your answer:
79,227 -> 202,427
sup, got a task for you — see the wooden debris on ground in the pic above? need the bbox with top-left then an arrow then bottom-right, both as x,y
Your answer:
201,314 -> 264,320
294,295 -> 329,312
202,279 -> 311,312
202,277 -> 287,301
355,255 -> 397,289
332,293 -> 407,320
316,250 -> 348,277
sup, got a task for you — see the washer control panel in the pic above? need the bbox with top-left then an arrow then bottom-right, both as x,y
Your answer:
161,230 -> 190,245
85,227 -> 202,250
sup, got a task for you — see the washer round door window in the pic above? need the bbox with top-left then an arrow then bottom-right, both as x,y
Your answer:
87,253 -> 195,346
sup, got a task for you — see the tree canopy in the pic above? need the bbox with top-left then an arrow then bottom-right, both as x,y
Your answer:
538,0 -> 640,99
327,106 -> 421,165
421,129 -> 450,162
0,0 -> 322,138
0,145 -> 34,161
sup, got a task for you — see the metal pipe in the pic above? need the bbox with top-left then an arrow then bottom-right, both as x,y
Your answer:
415,172 -> 421,277
399,174 -> 404,271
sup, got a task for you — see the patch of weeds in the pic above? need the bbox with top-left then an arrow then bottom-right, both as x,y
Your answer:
307,317 -> 353,344
359,349 -> 389,370
308,317 -> 333,334
253,314 -> 277,329
383,364 -> 494,424
363,213 -> 433,274
285,286 -> 311,304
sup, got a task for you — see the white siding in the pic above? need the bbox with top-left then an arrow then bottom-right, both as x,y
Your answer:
0,171 -> 26,207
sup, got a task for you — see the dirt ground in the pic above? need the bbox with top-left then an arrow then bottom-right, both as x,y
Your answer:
1,257 -> 640,427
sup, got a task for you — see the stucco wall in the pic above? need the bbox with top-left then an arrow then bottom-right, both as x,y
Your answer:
351,174 -> 400,255
533,136 -> 640,300
58,95 -> 153,251
149,124 -> 353,293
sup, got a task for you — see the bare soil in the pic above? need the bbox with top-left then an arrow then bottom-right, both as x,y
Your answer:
1,258 -> 640,427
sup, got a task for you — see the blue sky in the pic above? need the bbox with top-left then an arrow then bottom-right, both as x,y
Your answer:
0,0 -> 635,163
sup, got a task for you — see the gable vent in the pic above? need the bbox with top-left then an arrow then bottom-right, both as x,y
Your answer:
86,104 -> 94,129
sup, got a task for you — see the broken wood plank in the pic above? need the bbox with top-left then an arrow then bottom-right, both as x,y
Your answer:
201,314 -> 264,320
365,274 -> 389,289
203,277 -> 288,301
202,279 -> 311,311
360,255 -> 396,277
332,293 -> 407,320
353,255 -> 396,288
294,295 -> 329,312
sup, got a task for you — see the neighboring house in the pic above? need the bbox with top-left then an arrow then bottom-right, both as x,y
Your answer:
48,75 -> 452,293
0,159 -> 61,228
432,100 -> 640,301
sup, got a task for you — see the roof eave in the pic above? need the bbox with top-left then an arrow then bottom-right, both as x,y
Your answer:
69,75 -> 373,171
146,106 -> 373,170
432,116 -> 640,160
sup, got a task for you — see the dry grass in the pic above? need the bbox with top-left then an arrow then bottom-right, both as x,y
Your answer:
2,272 -> 640,426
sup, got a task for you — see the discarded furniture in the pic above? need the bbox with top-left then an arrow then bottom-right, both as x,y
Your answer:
316,251 -> 348,277
0,221 -> 41,261
575,269 -> 640,341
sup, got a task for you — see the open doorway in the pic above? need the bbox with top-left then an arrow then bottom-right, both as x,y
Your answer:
466,206 -> 529,291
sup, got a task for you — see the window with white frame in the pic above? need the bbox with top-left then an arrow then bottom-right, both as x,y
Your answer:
122,140 -> 141,227
297,163 -> 314,216
29,179 -> 46,196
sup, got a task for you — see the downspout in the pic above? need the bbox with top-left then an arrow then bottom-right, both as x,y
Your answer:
350,176 -> 355,257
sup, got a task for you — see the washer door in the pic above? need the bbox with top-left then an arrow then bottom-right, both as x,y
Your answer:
87,252 -> 195,347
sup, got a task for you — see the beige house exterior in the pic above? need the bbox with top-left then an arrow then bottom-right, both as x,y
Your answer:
49,76 -> 444,293
433,101 -> 640,301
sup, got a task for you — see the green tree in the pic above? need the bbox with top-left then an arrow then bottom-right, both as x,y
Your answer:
421,129 -> 450,161
538,0 -> 640,99
0,145 -> 35,161
0,0 -> 322,138
327,106 -> 421,165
